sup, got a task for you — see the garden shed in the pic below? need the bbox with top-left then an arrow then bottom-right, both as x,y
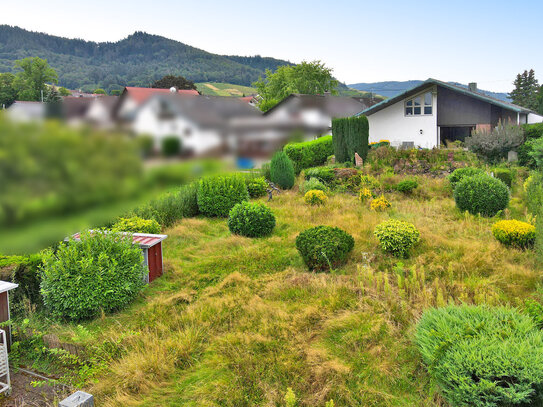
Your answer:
0,281 -> 18,350
69,232 -> 168,283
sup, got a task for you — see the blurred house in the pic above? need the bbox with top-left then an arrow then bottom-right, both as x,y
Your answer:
130,93 -> 261,156
6,101 -> 45,121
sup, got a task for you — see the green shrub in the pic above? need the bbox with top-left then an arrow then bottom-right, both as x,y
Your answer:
528,137 -> 543,169
138,134 -> 154,157
295,226 -> 354,271
161,136 -> 181,157
260,163 -> 271,180
493,168 -> 513,187
270,151 -> 295,189
197,174 -> 249,217
40,231 -> 145,321
395,179 -> 418,193
302,177 -> 327,194
465,120 -> 524,162
304,167 -> 335,184
283,136 -> 333,174
373,219 -> 420,257
454,174 -> 509,217
227,202 -> 276,238
111,216 -> 161,234
519,123 -> 543,168
0,254 -> 43,311
415,304 -> 543,407
492,219 -> 535,249
132,183 -> 199,227
448,167 -> 485,189
304,190 -> 328,205
245,176 -> 268,198
332,116 -> 369,163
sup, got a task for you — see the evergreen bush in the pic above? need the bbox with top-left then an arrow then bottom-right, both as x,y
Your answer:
245,176 -> 268,198
395,179 -> 418,193
302,178 -> 327,194
415,304 -> 543,407
295,226 -> 354,271
228,202 -> 276,238
197,174 -> 249,217
40,231 -> 145,321
111,216 -> 161,234
270,151 -> 295,189
454,174 -> 509,217
283,135 -> 334,174
304,167 -> 336,184
304,190 -> 328,205
374,219 -> 420,257
493,168 -> 513,187
161,136 -> 181,157
492,219 -> 535,249
332,116 -> 369,163
448,167 -> 485,189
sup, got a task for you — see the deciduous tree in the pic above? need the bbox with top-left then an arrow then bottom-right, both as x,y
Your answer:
12,57 -> 58,101
0,73 -> 17,107
151,75 -> 196,90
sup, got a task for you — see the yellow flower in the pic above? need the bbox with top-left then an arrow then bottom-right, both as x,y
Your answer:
304,190 -> 328,205
359,187 -> 373,201
370,195 -> 391,212
492,219 -> 535,249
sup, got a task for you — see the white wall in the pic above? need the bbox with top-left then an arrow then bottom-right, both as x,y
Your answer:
528,113 -> 543,124
366,89 -> 438,148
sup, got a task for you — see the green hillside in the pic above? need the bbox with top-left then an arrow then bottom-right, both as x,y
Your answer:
0,25 -> 292,93
196,82 -> 257,97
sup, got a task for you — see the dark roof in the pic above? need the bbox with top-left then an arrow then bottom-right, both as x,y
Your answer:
264,94 -> 372,118
357,78 -> 535,116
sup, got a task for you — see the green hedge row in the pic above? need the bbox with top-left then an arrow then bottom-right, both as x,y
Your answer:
332,116 -> 369,164
283,135 -> 333,174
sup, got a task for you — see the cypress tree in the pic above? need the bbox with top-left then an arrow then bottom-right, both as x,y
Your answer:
332,116 -> 369,163
270,151 -> 295,189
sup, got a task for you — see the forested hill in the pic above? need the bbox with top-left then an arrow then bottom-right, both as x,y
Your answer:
0,25 -> 292,92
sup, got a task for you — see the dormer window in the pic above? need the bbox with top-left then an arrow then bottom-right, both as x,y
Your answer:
405,91 -> 433,116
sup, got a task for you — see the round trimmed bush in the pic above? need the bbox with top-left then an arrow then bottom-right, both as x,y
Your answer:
448,167 -> 485,188
228,202 -> 276,238
493,168 -> 513,187
396,179 -> 418,193
415,304 -> 543,407
374,219 -> 420,257
304,190 -> 327,205
454,174 -> 509,217
111,216 -> 161,234
40,231 -> 145,321
302,177 -> 327,194
492,219 -> 535,249
161,136 -> 182,157
197,174 -> 249,217
246,176 -> 268,198
295,226 -> 354,271
270,151 -> 295,189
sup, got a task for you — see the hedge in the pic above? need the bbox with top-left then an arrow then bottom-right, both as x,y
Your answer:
332,116 -> 369,163
197,174 -> 249,217
270,151 -> 295,189
283,136 -> 334,174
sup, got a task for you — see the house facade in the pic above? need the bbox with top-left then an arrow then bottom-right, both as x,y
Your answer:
358,79 -> 543,148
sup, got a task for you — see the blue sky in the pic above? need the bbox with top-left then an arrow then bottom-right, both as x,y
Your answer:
2,0 -> 542,92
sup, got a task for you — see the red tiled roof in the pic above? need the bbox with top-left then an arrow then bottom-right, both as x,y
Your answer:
70,231 -> 167,248
124,87 -> 199,105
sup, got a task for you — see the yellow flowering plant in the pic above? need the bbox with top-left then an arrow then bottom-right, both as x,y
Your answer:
370,195 -> 391,212
492,219 -> 535,249
304,190 -> 328,206
359,187 -> 373,201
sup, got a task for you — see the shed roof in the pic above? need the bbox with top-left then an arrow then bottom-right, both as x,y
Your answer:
70,231 -> 168,248
0,281 -> 18,294
356,78 -> 534,116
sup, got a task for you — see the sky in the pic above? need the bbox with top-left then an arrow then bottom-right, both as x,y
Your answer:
2,0 -> 542,92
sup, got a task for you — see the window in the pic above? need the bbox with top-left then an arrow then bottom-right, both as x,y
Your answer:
405,91 -> 433,116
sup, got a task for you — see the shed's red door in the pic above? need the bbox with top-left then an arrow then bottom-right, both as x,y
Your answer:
148,243 -> 163,282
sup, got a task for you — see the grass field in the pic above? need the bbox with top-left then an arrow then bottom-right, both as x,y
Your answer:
40,172 -> 538,406
196,82 -> 257,97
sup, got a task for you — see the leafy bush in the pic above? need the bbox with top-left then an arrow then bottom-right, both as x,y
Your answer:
137,134 -> 155,157
40,231 -> 145,321
260,163 -> 271,180
295,226 -> 354,271
415,304 -> 543,407
369,140 -> 391,149
374,219 -> 420,257
370,195 -> 391,212
245,176 -> 268,198
465,120 -> 524,162
283,135 -> 334,174
359,187 -> 373,201
132,183 -> 199,227
304,190 -> 328,205
304,167 -> 336,184
270,151 -> 295,189
332,116 -> 369,163
227,202 -> 276,238
302,178 -> 327,194
448,167 -> 485,189
0,254 -> 43,311
395,179 -> 418,193
492,168 -> 513,187
454,174 -> 509,217
197,174 -> 249,217
111,216 -> 161,234
518,123 -> 543,168
161,136 -> 181,157
528,137 -> 543,169
360,174 -> 381,191
525,173 -> 543,215
492,219 -> 535,249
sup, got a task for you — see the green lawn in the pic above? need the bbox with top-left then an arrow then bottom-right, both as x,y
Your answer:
196,82 -> 257,97
40,173 -> 537,406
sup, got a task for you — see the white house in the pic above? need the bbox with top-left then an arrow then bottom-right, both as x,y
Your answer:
357,78 -> 543,148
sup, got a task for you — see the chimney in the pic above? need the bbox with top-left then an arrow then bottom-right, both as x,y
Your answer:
468,82 -> 477,92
